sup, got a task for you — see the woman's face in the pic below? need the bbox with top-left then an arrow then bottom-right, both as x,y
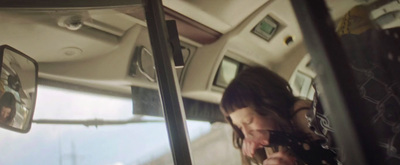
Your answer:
229,107 -> 277,141
0,106 -> 12,122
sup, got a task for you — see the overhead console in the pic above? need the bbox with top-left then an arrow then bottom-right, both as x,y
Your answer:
181,41 -> 258,104
181,0 -> 304,104
127,31 -> 197,88
252,15 -> 280,42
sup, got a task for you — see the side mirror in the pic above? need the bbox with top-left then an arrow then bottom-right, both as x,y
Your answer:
0,45 -> 38,133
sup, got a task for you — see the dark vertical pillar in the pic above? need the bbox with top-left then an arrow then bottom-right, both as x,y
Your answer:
143,0 -> 193,165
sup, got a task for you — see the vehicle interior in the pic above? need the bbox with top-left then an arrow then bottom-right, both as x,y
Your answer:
0,0 -> 399,164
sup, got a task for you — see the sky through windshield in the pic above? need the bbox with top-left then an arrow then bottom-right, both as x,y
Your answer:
0,85 -> 211,165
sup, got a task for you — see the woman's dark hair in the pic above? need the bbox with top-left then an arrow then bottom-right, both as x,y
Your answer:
0,92 -> 17,124
220,66 -> 298,164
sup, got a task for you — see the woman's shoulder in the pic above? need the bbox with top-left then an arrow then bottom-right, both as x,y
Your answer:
291,99 -> 322,140
290,99 -> 312,124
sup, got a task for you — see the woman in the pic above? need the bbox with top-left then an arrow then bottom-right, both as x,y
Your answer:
220,66 -> 337,165
0,92 -> 17,125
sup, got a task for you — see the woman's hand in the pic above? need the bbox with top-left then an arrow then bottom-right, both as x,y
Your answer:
263,152 -> 297,165
241,130 -> 270,157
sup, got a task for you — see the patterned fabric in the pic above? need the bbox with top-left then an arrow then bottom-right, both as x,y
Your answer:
268,131 -> 337,165
343,27 -> 400,164
306,88 -> 336,149
306,4 -> 400,164
308,27 -> 400,164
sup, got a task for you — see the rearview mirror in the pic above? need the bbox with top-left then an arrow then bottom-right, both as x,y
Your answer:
0,45 -> 38,133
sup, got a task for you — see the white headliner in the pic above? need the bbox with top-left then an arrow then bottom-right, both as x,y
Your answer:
0,0 -> 369,103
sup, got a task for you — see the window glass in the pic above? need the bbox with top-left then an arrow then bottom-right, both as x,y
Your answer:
214,57 -> 243,88
0,85 -> 211,165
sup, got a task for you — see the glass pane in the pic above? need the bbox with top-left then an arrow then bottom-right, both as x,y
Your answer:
214,58 -> 240,88
0,85 -> 212,165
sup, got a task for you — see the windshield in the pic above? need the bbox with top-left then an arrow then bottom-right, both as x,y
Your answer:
0,4 -> 241,164
0,84 -> 212,165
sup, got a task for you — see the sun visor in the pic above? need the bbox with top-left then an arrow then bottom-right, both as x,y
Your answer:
131,86 -> 224,123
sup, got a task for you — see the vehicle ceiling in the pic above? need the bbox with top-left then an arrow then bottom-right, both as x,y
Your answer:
0,0 -> 365,104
